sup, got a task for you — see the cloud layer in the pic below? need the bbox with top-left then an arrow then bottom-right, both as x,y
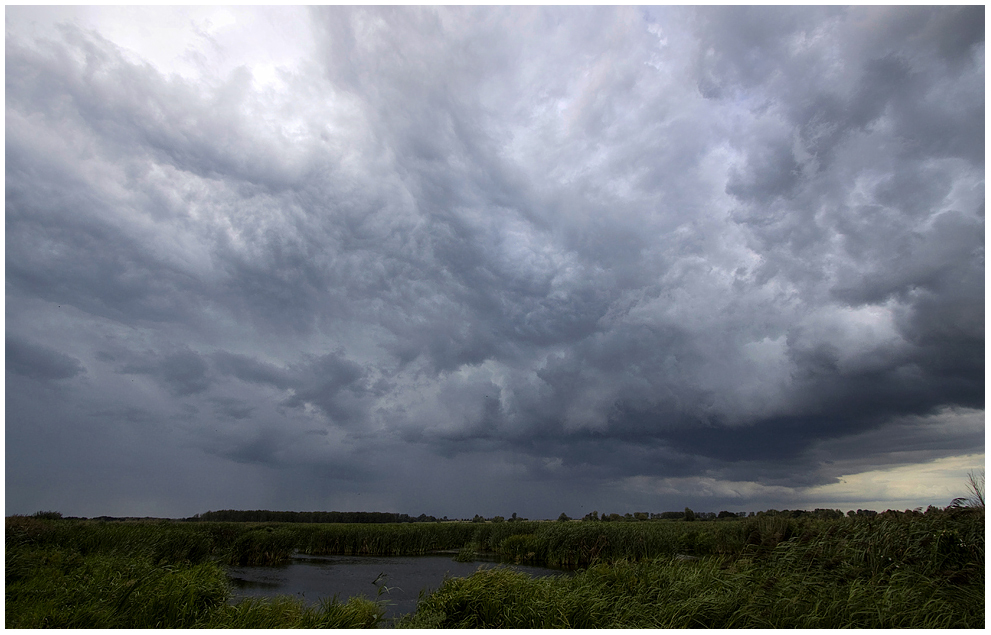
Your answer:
6,6 -> 984,518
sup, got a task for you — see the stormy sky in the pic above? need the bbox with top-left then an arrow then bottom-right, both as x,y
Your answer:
5,6 -> 984,519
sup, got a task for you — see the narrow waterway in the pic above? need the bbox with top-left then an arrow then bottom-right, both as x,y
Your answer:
226,553 -> 570,623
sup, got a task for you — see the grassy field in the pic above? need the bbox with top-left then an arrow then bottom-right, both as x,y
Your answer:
6,507 -> 984,628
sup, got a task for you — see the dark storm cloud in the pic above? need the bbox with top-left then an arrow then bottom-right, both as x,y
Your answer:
279,353 -> 372,426
116,347 -> 213,397
211,398 -> 254,421
213,352 -> 292,388
5,6 -> 983,518
213,350 -> 372,424
6,336 -> 86,381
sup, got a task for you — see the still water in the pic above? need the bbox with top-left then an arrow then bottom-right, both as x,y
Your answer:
227,553 -> 570,622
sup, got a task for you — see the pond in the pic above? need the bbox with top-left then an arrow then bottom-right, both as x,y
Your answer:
226,553 -> 571,623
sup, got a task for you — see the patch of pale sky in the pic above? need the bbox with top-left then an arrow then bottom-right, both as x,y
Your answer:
801,453 -> 986,511
622,451 -> 985,512
9,6 -> 314,95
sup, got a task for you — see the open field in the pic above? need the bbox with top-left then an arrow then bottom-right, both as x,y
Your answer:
6,508 -> 983,628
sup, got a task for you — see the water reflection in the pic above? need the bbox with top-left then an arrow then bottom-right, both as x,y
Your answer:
227,553 -> 569,622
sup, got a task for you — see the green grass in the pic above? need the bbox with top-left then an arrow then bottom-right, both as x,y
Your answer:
399,510 -> 984,628
4,516 -> 384,628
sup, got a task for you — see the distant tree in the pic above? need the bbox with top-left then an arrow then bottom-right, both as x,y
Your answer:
812,508 -> 843,519
717,510 -> 736,519
510,512 -> 518,522
491,515 -> 505,523
849,509 -> 877,518
193,509 -> 415,524
558,512 -> 571,522
684,507 -> 696,522
471,514 -> 485,523
32,510 -> 62,520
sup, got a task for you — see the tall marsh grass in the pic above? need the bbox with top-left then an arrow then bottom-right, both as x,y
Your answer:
399,510 -> 984,628
4,516 -> 383,628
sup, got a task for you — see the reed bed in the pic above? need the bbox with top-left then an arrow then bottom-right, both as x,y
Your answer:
3,516 -> 773,568
4,516 -> 383,628
400,510 -> 984,629
297,521 -> 482,556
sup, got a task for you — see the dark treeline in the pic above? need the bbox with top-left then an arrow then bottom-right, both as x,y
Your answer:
190,507 -> 909,524
580,508 -> 852,521
190,509 -> 441,524
30,507 -> 921,524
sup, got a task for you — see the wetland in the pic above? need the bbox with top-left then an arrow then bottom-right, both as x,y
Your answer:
227,552 -> 571,621
5,508 -> 984,628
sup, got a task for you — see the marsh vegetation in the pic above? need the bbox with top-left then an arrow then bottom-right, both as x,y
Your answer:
6,504 -> 984,628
